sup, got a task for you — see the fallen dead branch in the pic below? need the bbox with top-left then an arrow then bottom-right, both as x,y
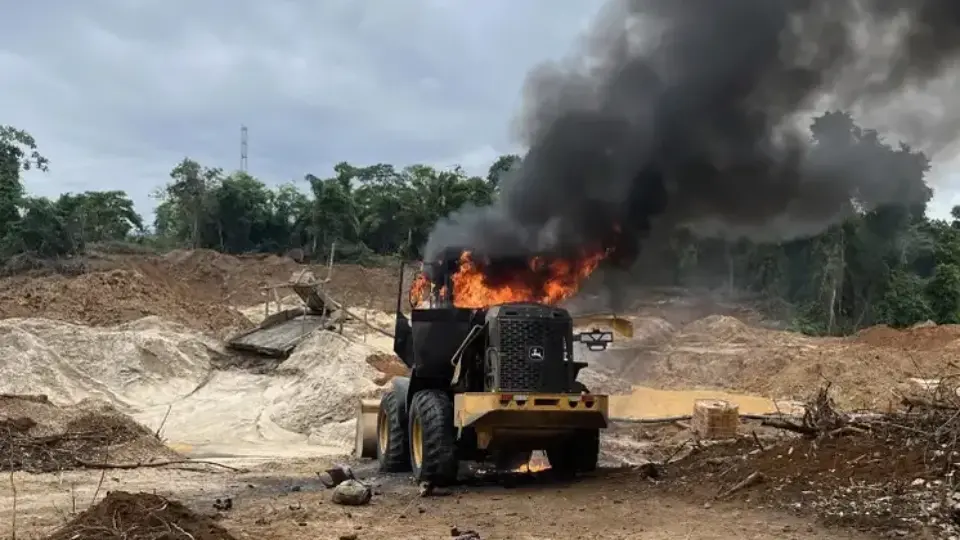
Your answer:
899,393 -> 960,411
759,417 -> 818,436
716,471 -> 766,500
756,383 -> 861,440
74,458 -> 245,472
610,413 -> 794,425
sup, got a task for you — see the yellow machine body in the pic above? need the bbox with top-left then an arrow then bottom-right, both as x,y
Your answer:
355,391 -> 608,458
455,391 -> 608,450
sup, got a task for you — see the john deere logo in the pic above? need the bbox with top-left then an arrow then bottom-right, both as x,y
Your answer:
527,346 -> 545,361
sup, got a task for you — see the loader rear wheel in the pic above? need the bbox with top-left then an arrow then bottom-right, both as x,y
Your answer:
377,390 -> 410,472
546,428 -> 600,475
408,390 -> 458,486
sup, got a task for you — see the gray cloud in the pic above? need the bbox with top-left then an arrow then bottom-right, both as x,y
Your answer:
0,0 -> 603,221
2,0 -> 959,229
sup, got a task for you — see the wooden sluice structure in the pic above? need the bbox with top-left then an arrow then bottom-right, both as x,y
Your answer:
225,271 -> 343,358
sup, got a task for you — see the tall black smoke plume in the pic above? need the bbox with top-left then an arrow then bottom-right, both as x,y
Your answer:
424,0 -> 960,285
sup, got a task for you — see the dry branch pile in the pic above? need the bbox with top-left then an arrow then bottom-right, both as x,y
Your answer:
43,491 -> 237,540
667,384 -> 960,537
1,395 -> 178,473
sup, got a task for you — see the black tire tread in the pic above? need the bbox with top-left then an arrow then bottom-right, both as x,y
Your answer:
547,383 -> 600,475
409,390 -> 458,485
378,390 -> 411,472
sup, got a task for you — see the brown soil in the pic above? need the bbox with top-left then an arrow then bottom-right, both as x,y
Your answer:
217,466 -> 873,540
0,394 -> 179,473
626,315 -> 960,409
0,269 -> 251,334
851,321 -> 960,350
665,414 -> 955,536
0,437 -> 885,540
0,249 -> 401,334
98,249 -> 400,311
365,352 -> 409,385
43,491 -> 236,540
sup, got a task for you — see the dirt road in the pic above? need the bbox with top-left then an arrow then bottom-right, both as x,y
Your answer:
3,460 -> 873,540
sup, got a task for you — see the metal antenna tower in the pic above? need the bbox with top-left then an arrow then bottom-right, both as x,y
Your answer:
240,125 -> 248,172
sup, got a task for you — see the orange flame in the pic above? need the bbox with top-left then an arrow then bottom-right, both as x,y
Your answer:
409,271 -> 431,306
410,249 -> 608,309
516,454 -> 551,473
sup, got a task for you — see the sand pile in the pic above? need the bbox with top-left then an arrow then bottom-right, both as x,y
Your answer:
0,317 -> 220,408
125,328 -> 394,457
270,331 -> 384,449
633,315 -> 960,409
43,491 -> 236,540
0,313 -> 397,457
0,394 -> 179,472
0,269 -> 251,335
0,304 -> 396,458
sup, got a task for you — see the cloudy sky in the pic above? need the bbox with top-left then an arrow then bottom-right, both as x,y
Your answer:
3,0 -> 959,225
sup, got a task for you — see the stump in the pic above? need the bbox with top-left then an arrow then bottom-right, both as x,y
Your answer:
691,399 -> 739,440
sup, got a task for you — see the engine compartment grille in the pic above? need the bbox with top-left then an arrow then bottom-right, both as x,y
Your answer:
497,316 -> 567,392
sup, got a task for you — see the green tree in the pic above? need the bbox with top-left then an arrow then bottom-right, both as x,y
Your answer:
56,191 -> 144,248
0,126 -> 49,251
154,158 -> 222,248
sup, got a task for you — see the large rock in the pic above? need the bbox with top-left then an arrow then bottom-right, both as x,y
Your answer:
331,479 -> 372,506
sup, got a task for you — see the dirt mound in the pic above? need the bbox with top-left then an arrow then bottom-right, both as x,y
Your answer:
323,264 -> 399,312
576,367 -> 635,395
0,248 -> 401,333
0,395 -> 179,472
852,322 -> 960,350
159,249 -> 305,307
577,316 -> 677,379
0,317 -> 221,408
122,249 -> 399,310
630,315 -> 960,409
0,269 -> 251,334
667,412 -> 957,537
43,491 -> 235,540
365,352 -> 409,385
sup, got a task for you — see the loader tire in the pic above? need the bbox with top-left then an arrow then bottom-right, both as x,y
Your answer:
408,390 -> 459,486
546,382 -> 599,474
546,428 -> 600,475
377,390 -> 411,472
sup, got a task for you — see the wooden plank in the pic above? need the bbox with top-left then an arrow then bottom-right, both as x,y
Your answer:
291,282 -> 333,313
227,314 -> 328,357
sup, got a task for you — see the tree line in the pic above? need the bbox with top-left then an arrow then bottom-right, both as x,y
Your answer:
1,113 -> 958,334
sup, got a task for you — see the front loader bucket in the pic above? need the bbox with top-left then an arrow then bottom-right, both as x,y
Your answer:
355,399 -> 380,459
